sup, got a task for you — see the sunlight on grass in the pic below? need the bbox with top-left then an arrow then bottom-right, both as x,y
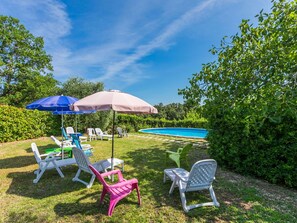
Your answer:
0,134 -> 296,222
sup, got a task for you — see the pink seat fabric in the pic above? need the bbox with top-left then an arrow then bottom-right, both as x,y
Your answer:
89,165 -> 141,216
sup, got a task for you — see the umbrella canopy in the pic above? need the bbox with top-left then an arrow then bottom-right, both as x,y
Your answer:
72,90 -> 158,114
72,90 -> 158,169
26,95 -> 78,111
26,95 -> 79,159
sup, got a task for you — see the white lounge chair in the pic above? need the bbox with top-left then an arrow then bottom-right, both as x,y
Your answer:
31,143 -> 76,183
50,135 -> 92,150
72,147 -> 124,188
95,128 -> 112,140
165,159 -> 219,212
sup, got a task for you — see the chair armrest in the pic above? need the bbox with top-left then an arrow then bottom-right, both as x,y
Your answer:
82,147 -> 93,151
172,169 -> 189,182
40,152 -> 60,157
101,169 -> 123,179
109,178 -> 138,189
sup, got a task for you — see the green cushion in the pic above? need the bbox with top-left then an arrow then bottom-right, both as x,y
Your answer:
45,147 -> 73,158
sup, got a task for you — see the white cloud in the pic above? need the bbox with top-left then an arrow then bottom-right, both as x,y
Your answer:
0,0 -> 218,87
95,0 -> 218,83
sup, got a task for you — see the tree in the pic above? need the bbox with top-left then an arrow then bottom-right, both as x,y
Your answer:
179,0 -> 297,187
58,77 -> 104,99
153,103 -> 189,120
0,16 -> 58,107
59,77 -> 112,132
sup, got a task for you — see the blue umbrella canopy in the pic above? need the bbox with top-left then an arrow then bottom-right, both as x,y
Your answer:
26,95 -> 79,159
26,95 -> 79,111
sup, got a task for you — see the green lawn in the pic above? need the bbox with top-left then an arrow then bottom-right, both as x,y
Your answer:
0,134 -> 296,223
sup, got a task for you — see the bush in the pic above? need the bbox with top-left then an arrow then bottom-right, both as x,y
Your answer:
117,114 -> 208,132
0,105 -> 60,142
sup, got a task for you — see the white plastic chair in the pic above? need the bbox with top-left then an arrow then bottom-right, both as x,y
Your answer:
167,159 -> 220,212
72,147 -> 106,188
95,128 -> 112,140
72,147 -> 125,188
51,135 -> 72,147
87,128 -> 97,141
31,143 -> 76,183
66,126 -> 75,137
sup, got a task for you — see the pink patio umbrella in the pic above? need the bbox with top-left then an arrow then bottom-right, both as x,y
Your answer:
72,90 -> 158,170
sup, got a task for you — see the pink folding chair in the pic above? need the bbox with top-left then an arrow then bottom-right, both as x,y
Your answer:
89,165 -> 141,216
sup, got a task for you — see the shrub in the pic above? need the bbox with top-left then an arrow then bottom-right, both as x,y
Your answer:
0,105 -> 60,142
117,114 -> 208,132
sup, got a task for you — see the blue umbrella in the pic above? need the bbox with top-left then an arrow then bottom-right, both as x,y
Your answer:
26,95 -> 78,111
26,95 -> 79,159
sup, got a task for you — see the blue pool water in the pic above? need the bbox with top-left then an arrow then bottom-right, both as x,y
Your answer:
139,128 -> 208,139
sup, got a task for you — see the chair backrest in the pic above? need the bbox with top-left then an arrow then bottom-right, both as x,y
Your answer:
72,134 -> 83,150
186,159 -> 217,192
66,127 -> 75,135
180,143 -> 193,167
31,143 -> 41,164
117,127 -> 122,134
61,127 -> 69,140
95,128 -> 103,135
72,147 -> 91,173
89,164 -> 109,189
87,128 -> 95,136
51,135 -> 62,147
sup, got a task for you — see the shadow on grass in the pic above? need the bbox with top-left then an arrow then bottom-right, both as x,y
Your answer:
119,142 -> 224,219
6,166 -> 81,199
54,190 -> 141,218
0,144 -> 59,169
0,155 -> 35,168
54,191 -> 100,216
119,142 -> 189,212
24,143 -> 62,154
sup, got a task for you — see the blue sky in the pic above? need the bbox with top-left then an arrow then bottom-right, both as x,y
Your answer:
0,0 -> 272,105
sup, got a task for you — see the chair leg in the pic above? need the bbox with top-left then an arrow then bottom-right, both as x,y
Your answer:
87,174 -> 96,188
53,161 -> 64,178
135,185 -> 141,205
72,169 -> 81,182
100,187 -> 108,204
169,178 -> 177,194
33,168 -> 45,183
33,161 -> 64,184
179,189 -> 189,212
108,198 -> 120,216
209,185 -> 220,207
73,169 -> 94,188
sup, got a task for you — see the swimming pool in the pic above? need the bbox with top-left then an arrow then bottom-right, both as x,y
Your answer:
138,128 -> 208,139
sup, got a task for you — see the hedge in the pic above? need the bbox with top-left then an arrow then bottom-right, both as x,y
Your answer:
117,114 -> 208,132
0,105 -> 60,142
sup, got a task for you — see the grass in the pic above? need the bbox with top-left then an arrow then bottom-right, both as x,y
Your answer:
0,134 -> 296,223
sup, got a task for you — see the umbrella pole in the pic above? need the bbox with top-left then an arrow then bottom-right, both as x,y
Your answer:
75,115 -> 78,133
112,110 -> 115,159
111,110 -> 115,181
61,112 -> 64,159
